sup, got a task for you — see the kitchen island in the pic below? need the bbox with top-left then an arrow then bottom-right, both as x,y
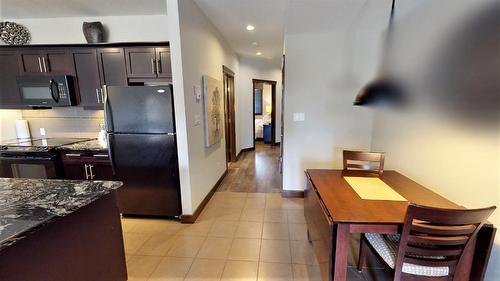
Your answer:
0,178 -> 127,281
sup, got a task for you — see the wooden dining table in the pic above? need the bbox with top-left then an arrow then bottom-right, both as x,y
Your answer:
304,169 -> 496,281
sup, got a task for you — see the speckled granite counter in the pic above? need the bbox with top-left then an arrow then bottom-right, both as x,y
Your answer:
58,139 -> 108,153
0,178 -> 122,250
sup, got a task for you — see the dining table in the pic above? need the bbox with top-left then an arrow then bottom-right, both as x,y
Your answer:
304,169 -> 496,281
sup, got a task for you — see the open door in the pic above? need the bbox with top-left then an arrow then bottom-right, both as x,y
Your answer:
252,79 -> 277,148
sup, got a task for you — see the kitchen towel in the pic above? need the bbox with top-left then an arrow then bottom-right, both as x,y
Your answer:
15,119 -> 31,139
344,176 -> 407,201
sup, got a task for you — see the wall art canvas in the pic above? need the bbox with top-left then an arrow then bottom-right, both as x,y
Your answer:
202,75 -> 224,147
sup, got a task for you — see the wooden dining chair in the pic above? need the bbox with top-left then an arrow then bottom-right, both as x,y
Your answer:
357,203 -> 496,281
343,150 -> 385,176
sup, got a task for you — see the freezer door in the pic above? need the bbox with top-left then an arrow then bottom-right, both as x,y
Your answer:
105,85 -> 175,134
109,133 -> 181,216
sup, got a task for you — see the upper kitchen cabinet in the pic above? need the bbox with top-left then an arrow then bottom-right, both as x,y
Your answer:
155,47 -> 172,79
18,48 -> 74,75
97,48 -> 128,86
125,47 -> 172,80
71,49 -> 102,107
0,50 -> 24,108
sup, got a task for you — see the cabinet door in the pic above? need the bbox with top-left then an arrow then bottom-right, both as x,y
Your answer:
72,49 -> 102,107
125,47 -> 157,78
155,47 -> 172,79
45,49 -> 74,74
0,50 -> 23,108
90,163 -> 114,180
63,163 -> 88,180
97,48 -> 127,86
18,49 -> 45,74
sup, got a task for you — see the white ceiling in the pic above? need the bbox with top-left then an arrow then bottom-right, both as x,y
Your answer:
0,0 -> 167,18
194,0 -> 287,62
286,0 -> 393,34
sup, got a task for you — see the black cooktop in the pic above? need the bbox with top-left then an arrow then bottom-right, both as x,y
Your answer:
0,138 -> 91,153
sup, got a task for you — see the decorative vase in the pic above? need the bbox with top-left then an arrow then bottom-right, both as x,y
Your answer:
82,22 -> 105,43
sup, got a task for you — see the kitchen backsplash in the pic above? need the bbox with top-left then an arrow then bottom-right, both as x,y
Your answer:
21,108 -> 104,139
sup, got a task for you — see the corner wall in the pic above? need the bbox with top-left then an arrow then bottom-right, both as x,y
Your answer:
168,0 -> 239,214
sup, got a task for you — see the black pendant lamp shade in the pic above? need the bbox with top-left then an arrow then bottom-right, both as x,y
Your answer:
354,0 -> 401,106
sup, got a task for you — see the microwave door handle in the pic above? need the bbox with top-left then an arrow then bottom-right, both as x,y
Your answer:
49,80 -> 59,102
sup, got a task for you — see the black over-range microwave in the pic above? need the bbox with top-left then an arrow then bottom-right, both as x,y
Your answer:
17,75 -> 78,107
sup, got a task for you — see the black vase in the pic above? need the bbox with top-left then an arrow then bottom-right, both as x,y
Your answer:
82,22 -> 105,43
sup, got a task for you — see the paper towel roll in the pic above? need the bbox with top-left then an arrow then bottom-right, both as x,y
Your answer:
15,119 -> 31,139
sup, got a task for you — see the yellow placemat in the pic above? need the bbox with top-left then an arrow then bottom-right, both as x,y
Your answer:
344,177 -> 407,201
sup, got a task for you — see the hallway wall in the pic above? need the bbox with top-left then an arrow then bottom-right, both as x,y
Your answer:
236,57 -> 282,153
168,0 -> 239,215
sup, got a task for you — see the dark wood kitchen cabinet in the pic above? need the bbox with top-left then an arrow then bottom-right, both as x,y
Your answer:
125,47 -> 171,79
62,152 -> 113,180
97,48 -> 128,87
0,50 -> 24,108
18,48 -> 74,74
72,48 -> 127,108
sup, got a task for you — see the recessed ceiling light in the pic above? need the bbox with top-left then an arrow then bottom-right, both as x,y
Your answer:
251,41 -> 259,46
256,52 -> 262,56
246,25 -> 255,31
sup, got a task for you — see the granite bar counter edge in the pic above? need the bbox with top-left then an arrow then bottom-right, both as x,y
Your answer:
0,178 -> 122,250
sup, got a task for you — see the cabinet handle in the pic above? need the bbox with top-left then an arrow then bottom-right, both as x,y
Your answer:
156,59 -> 161,74
84,164 -> 89,179
38,57 -> 43,72
95,89 -> 101,103
66,153 -> 81,157
89,164 -> 95,179
93,154 -> 109,158
151,58 -> 156,74
42,57 -> 48,72
100,88 -> 105,104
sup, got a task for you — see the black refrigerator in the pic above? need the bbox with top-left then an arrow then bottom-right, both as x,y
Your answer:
105,85 -> 181,217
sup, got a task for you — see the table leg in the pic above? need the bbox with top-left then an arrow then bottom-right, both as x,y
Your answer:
332,223 -> 350,281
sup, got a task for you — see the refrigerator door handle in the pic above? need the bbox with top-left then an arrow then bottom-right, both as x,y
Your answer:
107,133 -> 116,176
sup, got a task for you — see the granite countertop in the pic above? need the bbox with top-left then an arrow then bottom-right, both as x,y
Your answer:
0,178 -> 122,250
58,139 -> 108,153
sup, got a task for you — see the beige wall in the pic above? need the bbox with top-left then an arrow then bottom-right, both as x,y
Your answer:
1,15 -> 169,44
371,1 -> 500,279
168,0 -> 239,214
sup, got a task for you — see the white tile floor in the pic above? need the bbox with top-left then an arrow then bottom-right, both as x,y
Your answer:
122,192 -> 322,281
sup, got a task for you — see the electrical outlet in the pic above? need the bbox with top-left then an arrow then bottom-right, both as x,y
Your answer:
194,85 -> 201,102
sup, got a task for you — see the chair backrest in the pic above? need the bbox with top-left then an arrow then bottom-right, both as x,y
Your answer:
394,203 -> 496,281
342,150 -> 385,176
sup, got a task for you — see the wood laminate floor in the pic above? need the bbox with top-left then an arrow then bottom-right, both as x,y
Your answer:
217,141 -> 282,193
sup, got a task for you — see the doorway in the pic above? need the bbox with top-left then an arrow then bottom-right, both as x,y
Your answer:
223,66 -> 237,163
252,79 -> 277,148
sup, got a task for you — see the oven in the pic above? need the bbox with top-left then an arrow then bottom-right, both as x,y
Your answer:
17,75 -> 78,107
0,153 -> 63,179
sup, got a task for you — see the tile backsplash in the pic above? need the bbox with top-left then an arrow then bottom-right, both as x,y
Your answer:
21,107 -> 104,139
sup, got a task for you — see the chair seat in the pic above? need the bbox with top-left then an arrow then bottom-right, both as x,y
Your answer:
365,233 -> 450,277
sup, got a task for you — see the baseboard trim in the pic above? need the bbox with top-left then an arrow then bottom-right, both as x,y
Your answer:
180,170 -> 228,224
281,190 -> 304,198
236,147 -> 255,160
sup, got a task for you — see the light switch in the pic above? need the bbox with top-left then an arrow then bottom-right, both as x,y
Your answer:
194,85 -> 202,102
40,127 -> 46,136
293,112 -> 305,122
194,114 -> 201,126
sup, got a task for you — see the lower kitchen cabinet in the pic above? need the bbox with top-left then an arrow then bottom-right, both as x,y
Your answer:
62,152 -> 113,180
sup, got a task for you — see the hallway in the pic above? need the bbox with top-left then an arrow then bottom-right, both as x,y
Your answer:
218,142 -> 282,193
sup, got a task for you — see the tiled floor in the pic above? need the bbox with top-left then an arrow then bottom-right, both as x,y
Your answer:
122,192 -> 393,281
